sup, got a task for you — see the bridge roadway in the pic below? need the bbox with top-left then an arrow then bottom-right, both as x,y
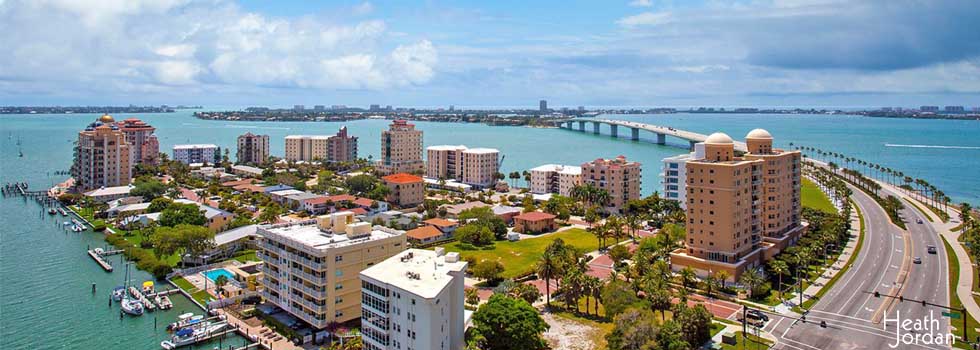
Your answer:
560,118 -> 747,151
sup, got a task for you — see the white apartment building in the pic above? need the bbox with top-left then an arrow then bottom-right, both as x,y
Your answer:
257,212 -> 406,331
359,248 -> 467,350
172,144 -> 219,164
529,164 -> 582,196
661,143 -> 704,208
425,145 -> 499,188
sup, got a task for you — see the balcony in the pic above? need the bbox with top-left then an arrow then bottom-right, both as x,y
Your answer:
289,252 -> 325,270
296,283 -> 328,299
298,298 -> 328,313
292,267 -> 327,284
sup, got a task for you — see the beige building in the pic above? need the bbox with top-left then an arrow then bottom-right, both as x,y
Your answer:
382,173 -> 425,208
237,132 -> 270,165
117,118 -> 159,167
71,115 -> 133,192
580,156 -> 641,214
377,120 -> 424,175
426,145 -> 499,188
529,164 -> 582,196
284,127 -> 357,163
257,212 -> 406,329
670,129 -> 804,282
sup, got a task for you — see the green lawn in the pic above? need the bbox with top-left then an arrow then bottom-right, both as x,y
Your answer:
801,178 -> 836,214
231,249 -> 258,263
720,331 -> 773,350
172,276 -> 213,306
437,228 -> 599,278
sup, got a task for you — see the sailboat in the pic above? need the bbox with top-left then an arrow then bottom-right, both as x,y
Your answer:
119,264 -> 144,316
111,286 -> 126,301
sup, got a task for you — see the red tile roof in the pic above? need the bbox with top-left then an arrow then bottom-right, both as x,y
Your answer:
349,207 -> 368,215
382,173 -> 423,184
514,211 -> 557,222
424,218 -> 457,227
353,198 -> 375,207
406,226 -> 443,240
327,194 -> 356,202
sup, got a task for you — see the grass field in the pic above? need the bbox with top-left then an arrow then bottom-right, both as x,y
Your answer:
437,228 -> 599,278
940,235 -> 978,349
801,178 -> 836,214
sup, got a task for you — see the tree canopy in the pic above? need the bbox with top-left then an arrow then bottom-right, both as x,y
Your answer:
468,294 -> 549,350
158,202 -> 207,227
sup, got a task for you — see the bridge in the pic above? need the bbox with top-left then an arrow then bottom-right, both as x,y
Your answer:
559,118 -> 747,151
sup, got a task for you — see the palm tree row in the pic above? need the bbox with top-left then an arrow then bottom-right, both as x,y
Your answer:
795,145 -> 951,214
535,238 -> 605,315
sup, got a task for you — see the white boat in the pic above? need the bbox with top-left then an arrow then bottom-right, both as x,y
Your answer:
121,297 -> 144,316
111,286 -> 126,301
160,321 -> 228,349
166,313 -> 203,331
156,295 -> 174,310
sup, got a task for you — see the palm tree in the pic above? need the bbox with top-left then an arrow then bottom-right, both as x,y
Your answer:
536,252 -> 561,308
769,259 -> 789,300
715,270 -> 730,290
739,268 -> 764,299
679,267 -> 697,293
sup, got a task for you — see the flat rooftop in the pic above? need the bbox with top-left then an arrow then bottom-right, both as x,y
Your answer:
173,144 -> 218,149
259,220 -> 403,252
530,164 -> 581,175
360,249 -> 467,299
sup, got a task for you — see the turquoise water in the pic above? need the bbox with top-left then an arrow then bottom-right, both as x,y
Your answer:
203,268 -> 235,282
0,110 -> 978,348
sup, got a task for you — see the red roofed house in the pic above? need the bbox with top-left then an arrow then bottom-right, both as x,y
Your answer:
423,218 -> 459,235
382,173 -> 424,207
406,225 -> 451,245
513,211 -> 558,234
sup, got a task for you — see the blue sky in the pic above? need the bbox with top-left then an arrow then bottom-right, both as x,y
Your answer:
0,0 -> 978,108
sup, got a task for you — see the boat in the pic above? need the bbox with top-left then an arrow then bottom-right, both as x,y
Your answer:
111,286 -> 126,301
47,208 -> 56,215
156,295 -> 174,310
58,208 -> 67,216
142,281 -> 155,295
161,321 -> 229,349
166,313 -> 203,332
121,298 -> 144,316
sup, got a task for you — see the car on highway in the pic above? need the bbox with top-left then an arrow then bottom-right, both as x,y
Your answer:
917,219 -> 924,224
928,245 -> 937,254
913,257 -> 922,264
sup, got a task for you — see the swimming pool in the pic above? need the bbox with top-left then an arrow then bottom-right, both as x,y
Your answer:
202,268 -> 235,282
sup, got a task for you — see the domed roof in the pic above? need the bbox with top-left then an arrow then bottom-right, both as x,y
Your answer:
704,132 -> 734,144
746,128 -> 773,139
98,114 -> 115,123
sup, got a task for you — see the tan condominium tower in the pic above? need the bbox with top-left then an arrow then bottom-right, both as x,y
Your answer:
237,132 -> 270,165
669,129 -> 804,282
71,114 -> 133,192
426,145 -> 500,188
377,120 -> 424,175
580,156 -> 641,214
257,212 -> 406,330
285,127 -> 358,163
117,118 -> 159,167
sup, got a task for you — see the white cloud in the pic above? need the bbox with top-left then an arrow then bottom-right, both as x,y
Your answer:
353,2 -> 374,15
0,0 -> 438,99
628,0 -> 652,7
616,11 -> 672,27
671,65 -> 730,74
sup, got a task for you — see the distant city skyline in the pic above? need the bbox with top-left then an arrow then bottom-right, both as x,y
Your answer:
1,0 -> 978,107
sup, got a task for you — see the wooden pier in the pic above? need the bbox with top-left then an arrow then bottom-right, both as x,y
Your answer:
87,249 -> 114,272
128,286 -> 156,312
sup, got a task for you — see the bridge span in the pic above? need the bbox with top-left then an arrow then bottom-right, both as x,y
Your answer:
559,118 -> 747,151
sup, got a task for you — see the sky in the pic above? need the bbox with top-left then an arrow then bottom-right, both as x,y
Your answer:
0,0 -> 978,108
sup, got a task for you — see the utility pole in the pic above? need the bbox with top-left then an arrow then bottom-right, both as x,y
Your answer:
742,304 -> 747,350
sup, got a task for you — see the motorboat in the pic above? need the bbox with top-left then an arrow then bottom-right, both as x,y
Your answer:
167,313 -> 203,332
160,321 -> 228,349
156,295 -> 174,310
47,208 -> 56,215
58,208 -> 67,216
111,286 -> 126,301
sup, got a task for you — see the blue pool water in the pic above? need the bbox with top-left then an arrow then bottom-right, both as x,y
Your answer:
203,268 -> 235,282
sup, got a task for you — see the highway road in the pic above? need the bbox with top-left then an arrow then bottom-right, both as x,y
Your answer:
764,185 -> 952,350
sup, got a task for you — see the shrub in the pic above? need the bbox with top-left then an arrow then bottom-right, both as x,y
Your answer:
91,220 -> 107,231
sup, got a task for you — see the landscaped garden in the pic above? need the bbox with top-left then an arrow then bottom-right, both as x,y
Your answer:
438,227 -> 598,278
801,178 -> 836,214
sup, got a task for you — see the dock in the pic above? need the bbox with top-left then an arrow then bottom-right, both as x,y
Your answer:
87,249 -> 115,272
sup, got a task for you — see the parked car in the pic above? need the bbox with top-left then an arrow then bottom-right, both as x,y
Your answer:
917,219 -> 924,224
738,313 -> 766,327
747,309 -> 769,322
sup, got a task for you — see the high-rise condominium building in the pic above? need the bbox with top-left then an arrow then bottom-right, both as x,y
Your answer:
117,118 -> 159,167
426,145 -> 499,188
580,156 -> 641,214
237,132 -> 270,165
359,249 -> 467,350
529,164 -> 582,196
377,120 -> 424,175
285,127 -> 358,163
661,143 -> 706,208
172,144 -> 219,165
539,100 -> 548,112
669,129 -> 804,282
257,212 -> 406,330
71,114 -> 132,192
